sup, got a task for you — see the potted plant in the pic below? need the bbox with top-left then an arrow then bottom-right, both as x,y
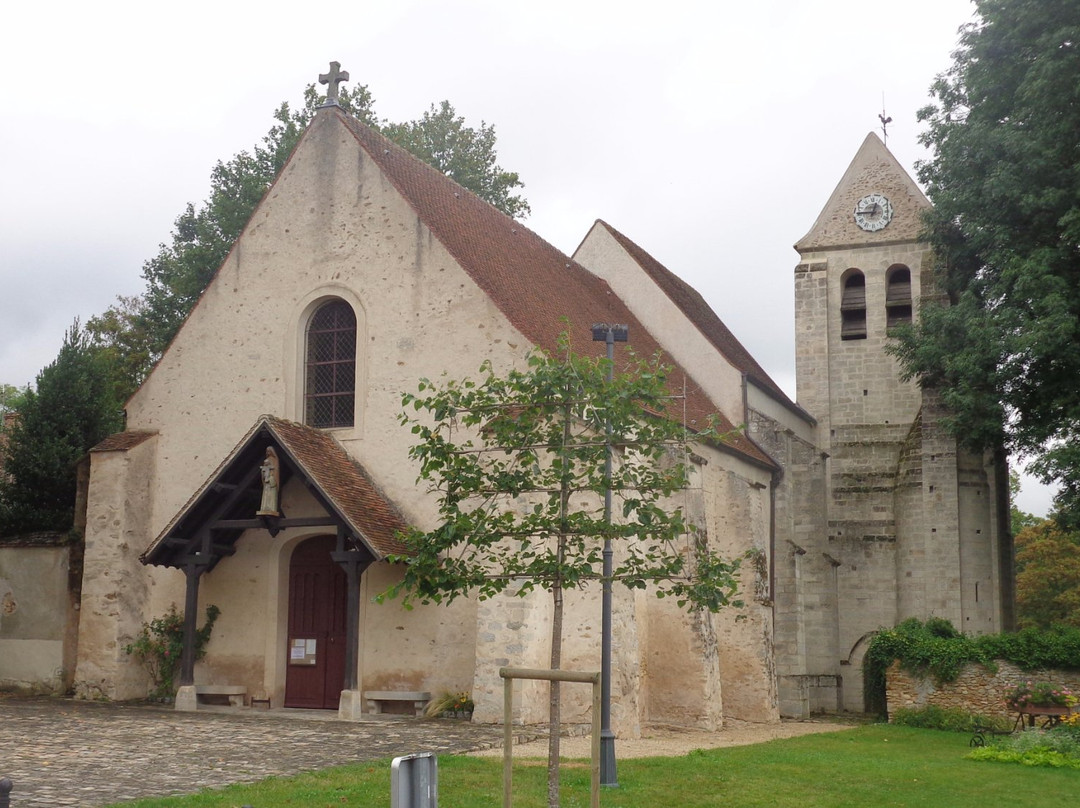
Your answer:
1006,681 -> 1078,722
424,691 -> 475,720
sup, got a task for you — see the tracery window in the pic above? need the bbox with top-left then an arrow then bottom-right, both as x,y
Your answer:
886,265 -> 913,332
305,300 -> 357,428
840,270 -> 867,340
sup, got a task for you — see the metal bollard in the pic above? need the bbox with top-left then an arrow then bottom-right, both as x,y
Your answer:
391,753 -> 437,808
0,777 -> 12,808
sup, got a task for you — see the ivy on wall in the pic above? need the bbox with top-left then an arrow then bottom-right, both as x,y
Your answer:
864,618 -> 1080,716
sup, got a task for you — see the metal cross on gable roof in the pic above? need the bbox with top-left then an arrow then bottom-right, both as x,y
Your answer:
319,61 -> 350,106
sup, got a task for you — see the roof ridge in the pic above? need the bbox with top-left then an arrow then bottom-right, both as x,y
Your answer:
594,220 -> 801,413
326,111 -> 776,469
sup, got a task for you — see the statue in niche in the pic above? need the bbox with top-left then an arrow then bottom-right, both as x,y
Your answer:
257,447 -> 280,516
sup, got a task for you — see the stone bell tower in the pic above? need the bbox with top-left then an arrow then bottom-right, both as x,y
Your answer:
784,133 -> 1012,714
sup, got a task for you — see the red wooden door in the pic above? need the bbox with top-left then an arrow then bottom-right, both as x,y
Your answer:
284,536 -> 348,709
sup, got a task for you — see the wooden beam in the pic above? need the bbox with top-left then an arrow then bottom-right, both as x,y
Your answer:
212,516 -> 338,530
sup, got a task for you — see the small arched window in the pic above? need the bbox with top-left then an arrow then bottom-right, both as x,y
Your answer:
886,265 -> 912,332
840,270 -> 867,340
305,300 -> 357,428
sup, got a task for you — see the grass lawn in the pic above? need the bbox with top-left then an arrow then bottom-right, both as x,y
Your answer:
104,725 -> 1078,808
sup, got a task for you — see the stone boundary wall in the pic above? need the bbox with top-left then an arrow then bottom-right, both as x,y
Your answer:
886,660 -> 1080,721
0,542 -> 76,695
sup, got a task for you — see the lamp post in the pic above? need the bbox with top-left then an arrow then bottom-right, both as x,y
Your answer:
591,322 -> 627,788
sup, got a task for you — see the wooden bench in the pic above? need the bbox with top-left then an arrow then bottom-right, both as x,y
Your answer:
364,690 -> 431,716
194,684 -> 247,707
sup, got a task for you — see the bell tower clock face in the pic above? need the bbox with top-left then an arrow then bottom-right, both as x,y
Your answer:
853,193 -> 893,232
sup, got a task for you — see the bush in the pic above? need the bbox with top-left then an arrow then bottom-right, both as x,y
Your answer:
891,705 -> 1010,733
124,604 -> 220,698
970,725 -> 1080,768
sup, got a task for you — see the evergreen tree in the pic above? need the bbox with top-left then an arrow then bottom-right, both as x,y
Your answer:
0,322 -> 122,535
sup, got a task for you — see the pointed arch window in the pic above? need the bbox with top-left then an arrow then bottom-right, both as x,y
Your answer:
886,265 -> 912,332
305,300 -> 357,428
840,269 -> 867,340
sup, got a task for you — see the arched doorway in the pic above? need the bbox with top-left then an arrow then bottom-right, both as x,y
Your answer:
284,536 -> 348,709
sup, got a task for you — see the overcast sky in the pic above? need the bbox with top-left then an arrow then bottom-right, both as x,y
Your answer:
0,0 -> 1053,513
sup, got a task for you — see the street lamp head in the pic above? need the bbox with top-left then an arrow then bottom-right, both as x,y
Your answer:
590,324 -> 629,342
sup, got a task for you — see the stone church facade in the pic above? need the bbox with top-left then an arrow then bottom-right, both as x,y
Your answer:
58,87 -> 1011,726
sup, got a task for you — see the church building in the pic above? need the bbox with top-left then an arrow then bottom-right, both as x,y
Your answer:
62,71 -> 1012,726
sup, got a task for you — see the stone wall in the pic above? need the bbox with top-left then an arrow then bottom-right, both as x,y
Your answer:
0,538 -> 77,694
886,660 -> 1080,721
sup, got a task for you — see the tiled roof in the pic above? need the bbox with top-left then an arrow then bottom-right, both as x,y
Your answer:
593,221 -> 807,419
142,415 -> 408,566
90,430 -> 157,453
335,111 -> 775,468
264,416 -> 408,557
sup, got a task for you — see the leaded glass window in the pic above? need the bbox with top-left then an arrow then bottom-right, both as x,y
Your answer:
305,300 -> 356,428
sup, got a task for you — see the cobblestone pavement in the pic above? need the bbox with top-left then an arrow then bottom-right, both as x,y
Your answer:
0,697 -> 519,807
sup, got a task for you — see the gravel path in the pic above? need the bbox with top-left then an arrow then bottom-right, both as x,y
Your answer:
469,717 -> 857,758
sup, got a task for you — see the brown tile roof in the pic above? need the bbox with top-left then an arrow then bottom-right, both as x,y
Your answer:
142,415 -> 408,566
335,111 -> 775,469
90,430 -> 157,453
592,221 -> 809,420
264,416 -> 408,556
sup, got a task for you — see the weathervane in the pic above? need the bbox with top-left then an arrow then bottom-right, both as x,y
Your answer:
879,93 -> 893,146
319,61 -> 350,107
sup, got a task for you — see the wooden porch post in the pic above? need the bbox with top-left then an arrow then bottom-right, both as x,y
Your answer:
331,550 -> 370,691
179,560 -> 205,687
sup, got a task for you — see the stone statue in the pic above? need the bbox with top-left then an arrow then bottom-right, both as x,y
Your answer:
257,447 -> 280,516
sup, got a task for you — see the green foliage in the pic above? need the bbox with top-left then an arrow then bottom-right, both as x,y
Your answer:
891,705 -> 1010,733
382,336 -> 742,612
1006,681 -> 1078,709
970,725 -> 1080,769
0,321 -> 122,535
123,604 -> 221,698
88,83 -> 528,403
0,383 -> 27,416
382,101 -> 530,220
865,618 -> 1080,716
1009,470 -> 1045,537
1014,518 -> 1080,629
385,334 -> 742,807
890,1 -> 1080,524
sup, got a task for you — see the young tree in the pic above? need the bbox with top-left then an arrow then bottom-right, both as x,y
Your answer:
0,321 -> 122,535
890,1 -> 1080,523
89,83 -> 529,401
384,336 -> 742,807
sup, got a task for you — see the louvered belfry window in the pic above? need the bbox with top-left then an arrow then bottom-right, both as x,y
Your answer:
886,266 -> 913,331
305,300 -> 357,428
840,271 -> 867,340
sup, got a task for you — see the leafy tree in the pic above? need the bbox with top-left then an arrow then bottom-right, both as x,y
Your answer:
889,1 -> 1080,523
1015,519 -> 1080,630
382,101 -> 530,220
89,84 -> 528,400
1009,470 -> 1045,537
0,321 -> 122,535
383,336 -> 742,807
0,384 -> 27,417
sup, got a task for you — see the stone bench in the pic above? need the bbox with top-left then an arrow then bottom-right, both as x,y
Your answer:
194,684 -> 247,707
363,690 -> 431,716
